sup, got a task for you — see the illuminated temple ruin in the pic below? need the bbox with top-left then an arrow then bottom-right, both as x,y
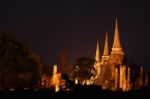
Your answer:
41,64 -> 66,92
92,18 -> 149,91
41,18 -> 150,92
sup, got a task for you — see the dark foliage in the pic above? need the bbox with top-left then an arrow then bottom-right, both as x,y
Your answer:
72,57 -> 96,82
0,32 -> 44,90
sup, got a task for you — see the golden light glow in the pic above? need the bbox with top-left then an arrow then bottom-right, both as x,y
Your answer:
75,78 -> 78,85
53,64 -> 57,75
55,84 -> 59,92
52,73 -> 61,92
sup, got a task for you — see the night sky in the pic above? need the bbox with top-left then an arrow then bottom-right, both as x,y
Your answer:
0,0 -> 150,71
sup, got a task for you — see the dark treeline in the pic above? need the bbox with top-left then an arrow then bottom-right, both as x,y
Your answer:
0,31 -> 45,90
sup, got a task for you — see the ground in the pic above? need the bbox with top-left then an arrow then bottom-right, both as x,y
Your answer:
0,85 -> 150,98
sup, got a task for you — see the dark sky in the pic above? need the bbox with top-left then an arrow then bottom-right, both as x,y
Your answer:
0,0 -> 150,71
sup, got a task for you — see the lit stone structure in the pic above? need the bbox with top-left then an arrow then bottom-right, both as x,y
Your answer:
93,18 -> 125,88
145,72 -> 148,86
51,64 -> 62,92
75,78 -> 78,85
127,67 -> 131,91
68,18 -> 148,91
122,66 -> 126,91
109,18 -> 124,65
139,66 -> 143,87
53,64 -> 57,75
94,40 -> 101,79
115,67 -> 118,90
119,65 -> 123,89
41,64 -> 66,92
52,73 -> 61,92
102,32 -> 109,64
60,51 -> 66,73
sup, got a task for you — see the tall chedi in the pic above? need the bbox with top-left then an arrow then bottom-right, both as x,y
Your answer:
109,18 -> 124,65
60,50 -> 66,73
94,40 -> 101,78
102,32 -> 109,64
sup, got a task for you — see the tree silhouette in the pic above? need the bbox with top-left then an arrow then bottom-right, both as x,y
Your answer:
72,57 -> 96,83
0,32 -> 44,90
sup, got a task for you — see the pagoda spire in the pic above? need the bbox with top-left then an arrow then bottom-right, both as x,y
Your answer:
103,32 -> 109,56
112,18 -> 121,48
111,18 -> 124,55
94,40 -> 101,79
110,18 -> 124,65
95,40 -> 100,62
